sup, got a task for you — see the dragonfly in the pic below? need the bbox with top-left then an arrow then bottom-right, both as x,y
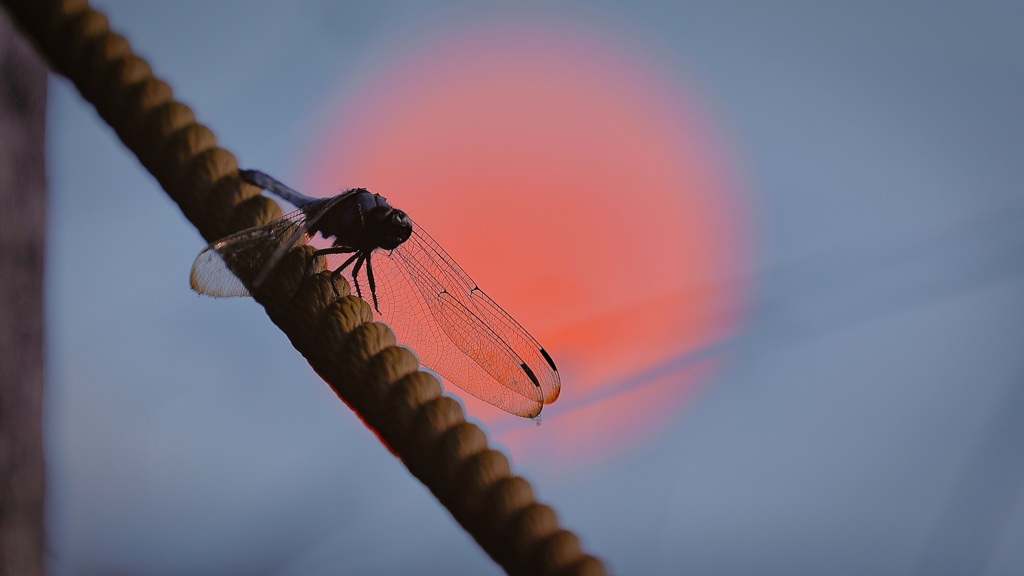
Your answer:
190,170 -> 560,418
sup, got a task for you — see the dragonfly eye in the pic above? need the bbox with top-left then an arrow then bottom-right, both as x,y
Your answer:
366,206 -> 413,250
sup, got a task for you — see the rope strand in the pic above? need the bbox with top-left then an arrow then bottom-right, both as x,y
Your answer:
1,1 -> 606,573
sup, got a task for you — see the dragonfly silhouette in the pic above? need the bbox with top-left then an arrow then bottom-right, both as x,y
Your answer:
190,170 -> 560,418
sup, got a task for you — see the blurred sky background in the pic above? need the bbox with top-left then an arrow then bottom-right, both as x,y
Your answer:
37,1 -> 1024,574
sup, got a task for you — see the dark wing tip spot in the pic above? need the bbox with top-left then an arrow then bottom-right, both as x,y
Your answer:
520,362 -> 541,388
540,348 -> 558,372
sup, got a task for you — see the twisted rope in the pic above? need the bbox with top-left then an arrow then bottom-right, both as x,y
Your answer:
1,0 -> 606,574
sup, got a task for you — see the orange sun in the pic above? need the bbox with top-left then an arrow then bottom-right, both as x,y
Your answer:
301,22 -> 747,463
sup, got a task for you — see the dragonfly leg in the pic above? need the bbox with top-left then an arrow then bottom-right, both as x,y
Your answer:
364,253 -> 380,313
350,254 -> 366,301
314,246 -> 355,257
308,249 -> 359,298
346,209 -> 373,300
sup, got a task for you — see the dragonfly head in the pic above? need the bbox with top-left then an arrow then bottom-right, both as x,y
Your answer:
366,206 -> 413,250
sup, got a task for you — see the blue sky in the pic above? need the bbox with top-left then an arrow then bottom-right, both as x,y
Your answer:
42,1 -> 1024,574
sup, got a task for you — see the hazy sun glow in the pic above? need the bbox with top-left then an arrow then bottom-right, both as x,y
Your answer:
302,23 -> 747,462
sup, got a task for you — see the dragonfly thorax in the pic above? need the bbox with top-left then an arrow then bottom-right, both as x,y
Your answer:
311,189 -> 413,252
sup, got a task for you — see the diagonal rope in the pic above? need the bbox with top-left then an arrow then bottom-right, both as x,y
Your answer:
1,1 -> 606,574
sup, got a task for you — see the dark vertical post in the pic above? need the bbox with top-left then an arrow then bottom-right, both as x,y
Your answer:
0,8 -> 48,576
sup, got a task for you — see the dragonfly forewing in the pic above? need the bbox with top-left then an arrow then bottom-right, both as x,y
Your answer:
350,226 -> 560,417
190,195 -> 352,298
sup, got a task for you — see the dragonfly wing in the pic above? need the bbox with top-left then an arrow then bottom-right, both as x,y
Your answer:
190,208 -> 311,297
190,242 -> 254,297
347,224 -> 560,417
191,193 -> 361,297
